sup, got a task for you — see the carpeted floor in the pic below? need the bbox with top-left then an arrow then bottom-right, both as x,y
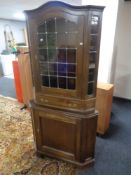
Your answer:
80,98 -> 131,175
0,96 -> 131,175
0,96 -> 76,175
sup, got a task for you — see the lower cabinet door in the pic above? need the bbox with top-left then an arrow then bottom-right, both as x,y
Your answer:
31,102 -> 98,167
32,107 -> 81,162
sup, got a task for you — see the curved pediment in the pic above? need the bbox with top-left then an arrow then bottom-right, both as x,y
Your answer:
24,1 -> 104,14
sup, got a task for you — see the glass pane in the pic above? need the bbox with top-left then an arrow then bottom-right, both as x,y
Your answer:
68,78 -> 75,89
89,63 -> 95,69
90,35 -> 97,51
89,52 -> 96,64
38,34 -> 46,48
57,33 -> 66,48
59,77 -> 66,89
50,76 -> 57,87
46,19 -> 55,32
40,63 -> 48,75
66,19 -> 78,32
39,49 -> 47,62
57,49 -> 66,63
38,23 -> 46,33
56,18 -> 66,33
48,49 -> 57,62
88,69 -> 95,82
47,34 -> 56,48
42,75 -> 49,86
58,63 -> 67,76
49,63 -> 57,76
91,16 -> 99,34
67,33 -> 77,48
88,82 -> 94,95
38,17 -> 79,91
67,49 -> 76,63
67,64 -> 76,77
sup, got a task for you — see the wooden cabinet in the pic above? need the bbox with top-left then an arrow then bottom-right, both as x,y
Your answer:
25,1 -> 104,167
12,60 -> 23,103
96,83 -> 114,135
17,46 -> 33,106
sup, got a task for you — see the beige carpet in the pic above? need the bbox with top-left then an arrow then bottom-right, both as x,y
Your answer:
0,96 -> 77,175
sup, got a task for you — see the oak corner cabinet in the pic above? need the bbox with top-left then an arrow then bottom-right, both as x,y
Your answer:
25,1 -> 104,168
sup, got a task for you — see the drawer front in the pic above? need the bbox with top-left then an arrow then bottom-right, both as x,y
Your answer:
35,94 -> 96,111
36,94 -> 80,109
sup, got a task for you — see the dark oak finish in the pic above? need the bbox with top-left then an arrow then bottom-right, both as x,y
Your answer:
25,1 -> 104,167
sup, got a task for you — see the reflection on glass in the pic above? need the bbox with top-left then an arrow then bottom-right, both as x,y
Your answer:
47,34 -> 56,48
87,16 -> 99,96
42,76 -> 49,86
40,63 -> 48,75
67,33 -> 77,48
68,78 -> 75,89
58,49 -> 66,62
50,76 -> 57,87
38,34 -> 46,48
58,63 -> 67,76
47,19 -> 55,32
91,16 -> 99,34
67,49 -> 76,63
56,18 -> 66,33
90,35 -> 97,51
89,52 -> 96,64
66,19 -> 78,32
91,16 -> 99,25
49,63 -> 57,75
39,49 -> 47,62
59,77 -> 66,88
57,34 -> 66,48
38,23 -> 46,33
38,17 -> 78,90
48,49 -> 57,62
88,69 -> 94,82
88,82 -> 94,95
89,63 -> 95,69
67,64 -> 76,77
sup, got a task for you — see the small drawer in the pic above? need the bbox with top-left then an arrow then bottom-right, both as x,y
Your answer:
36,95 -> 80,110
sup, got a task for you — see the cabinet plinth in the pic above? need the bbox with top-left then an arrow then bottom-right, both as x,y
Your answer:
25,1 -> 104,167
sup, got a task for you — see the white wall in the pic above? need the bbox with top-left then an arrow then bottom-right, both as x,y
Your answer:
0,19 -> 26,53
82,0 -> 118,83
112,0 -> 131,99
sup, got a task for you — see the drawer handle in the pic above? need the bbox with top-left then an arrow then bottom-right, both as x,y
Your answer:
40,98 -> 44,102
68,104 -> 72,107
68,103 -> 77,107
40,98 -> 48,103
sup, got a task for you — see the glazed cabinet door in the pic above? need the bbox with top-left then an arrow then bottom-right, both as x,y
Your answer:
87,10 -> 103,98
27,9 -> 84,99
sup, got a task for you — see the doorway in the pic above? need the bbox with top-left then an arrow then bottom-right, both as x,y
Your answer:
0,54 -> 16,98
